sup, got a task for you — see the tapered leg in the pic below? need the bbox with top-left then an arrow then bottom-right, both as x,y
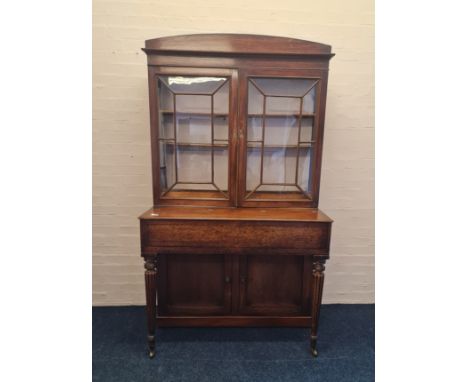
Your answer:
310,260 -> 325,357
144,256 -> 157,358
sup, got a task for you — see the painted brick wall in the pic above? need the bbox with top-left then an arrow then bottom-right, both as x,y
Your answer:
93,0 -> 374,305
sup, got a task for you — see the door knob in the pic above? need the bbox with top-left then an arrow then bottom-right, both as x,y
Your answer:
225,276 -> 231,283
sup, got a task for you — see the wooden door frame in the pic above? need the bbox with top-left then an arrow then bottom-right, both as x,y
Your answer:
236,68 -> 329,208
148,66 -> 239,207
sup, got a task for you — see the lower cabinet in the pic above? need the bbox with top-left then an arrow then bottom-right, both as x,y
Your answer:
157,253 -> 312,317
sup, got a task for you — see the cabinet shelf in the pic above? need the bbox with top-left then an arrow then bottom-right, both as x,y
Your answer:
159,141 -> 228,148
160,110 -> 315,118
247,113 -> 315,118
161,111 -> 228,117
247,142 -> 315,149
158,141 -> 314,149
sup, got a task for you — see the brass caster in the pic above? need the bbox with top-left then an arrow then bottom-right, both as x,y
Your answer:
148,350 -> 156,359
310,336 -> 318,357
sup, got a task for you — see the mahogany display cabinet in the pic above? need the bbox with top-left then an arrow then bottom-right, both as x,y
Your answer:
139,34 -> 334,358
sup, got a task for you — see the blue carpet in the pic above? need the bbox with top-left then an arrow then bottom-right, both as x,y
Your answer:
93,304 -> 374,381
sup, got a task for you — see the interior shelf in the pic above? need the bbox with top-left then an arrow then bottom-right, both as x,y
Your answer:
160,111 -> 315,118
247,144 -> 314,149
247,140 -> 315,147
159,142 -> 228,148
161,111 -> 228,117
247,113 -> 315,118
158,141 -> 314,149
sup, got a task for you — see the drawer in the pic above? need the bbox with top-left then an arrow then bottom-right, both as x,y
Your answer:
140,220 -> 331,250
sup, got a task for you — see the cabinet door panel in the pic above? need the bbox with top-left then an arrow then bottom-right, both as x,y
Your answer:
238,255 -> 308,315
237,68 -> 327,208
158,253 -> 231,316
150,66 -> 238,207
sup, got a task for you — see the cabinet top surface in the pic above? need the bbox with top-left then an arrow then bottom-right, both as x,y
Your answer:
139,206 -> 333,223
143,34 -> 333,57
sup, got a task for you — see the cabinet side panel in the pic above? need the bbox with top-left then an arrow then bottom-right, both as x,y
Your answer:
147,66 -> 161,205
312,70 -> 329,206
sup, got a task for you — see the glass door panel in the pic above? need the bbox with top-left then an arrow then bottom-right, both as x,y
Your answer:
245,77 -> 318,201
157,76 -> 230,200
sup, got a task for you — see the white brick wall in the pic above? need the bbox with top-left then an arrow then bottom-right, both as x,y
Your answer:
93,0 -> 374,305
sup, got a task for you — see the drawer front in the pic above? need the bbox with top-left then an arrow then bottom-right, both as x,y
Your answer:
141,220 -> 331,250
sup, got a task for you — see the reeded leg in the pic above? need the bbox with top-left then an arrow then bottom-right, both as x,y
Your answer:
310,260 -> 325,357
144,256 -> 158,358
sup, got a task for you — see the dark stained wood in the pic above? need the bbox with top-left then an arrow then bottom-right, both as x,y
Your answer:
144,256 -> 157,358
141,246 -> 330,258
310,260 -> 326,357
146,55 -> 332,72
238,255 -> 305,315
157,316 -> 312,327
160,111 -> 315,118
229,68 -> 240,206
147,66 -> 160,205
145,41 -> 332,208
144,34 -> 333,57
231,255 -> 241,315
151,66 -> 238,207
139,34 -> 334,358
312,70 -> 330,206
139,206 -> 333,222
157,253 -> 231,316
142,220 -> 330,250
236,67 -> 325,208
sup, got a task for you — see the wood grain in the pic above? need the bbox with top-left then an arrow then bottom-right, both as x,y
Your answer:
142,220 -> 331,250
144,33 -> 333,57
144,256 -> 157,358
139,206 -> 333,222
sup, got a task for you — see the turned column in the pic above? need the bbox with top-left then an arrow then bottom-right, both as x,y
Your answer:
144,255 -> 158,358
310,260 -> 326,357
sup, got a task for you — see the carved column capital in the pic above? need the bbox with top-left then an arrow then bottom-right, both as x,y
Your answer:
312,261 -> 325,274
144,256 -> 158,272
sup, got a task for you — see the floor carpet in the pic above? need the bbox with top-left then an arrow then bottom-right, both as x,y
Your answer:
93,304 -> 374,382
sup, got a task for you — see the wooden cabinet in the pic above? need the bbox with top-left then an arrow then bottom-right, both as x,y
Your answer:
139,34 -> 334,358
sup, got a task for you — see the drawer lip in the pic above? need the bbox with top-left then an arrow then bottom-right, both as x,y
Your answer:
138,207 -> 334,223
140,246 -> 330,257
140,220 -> 332,226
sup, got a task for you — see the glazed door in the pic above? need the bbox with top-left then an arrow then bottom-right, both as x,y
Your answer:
149,67 -> 239,206
237,69 -> 326,207
157,253 -> 232,316
238,255 -> 312,316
